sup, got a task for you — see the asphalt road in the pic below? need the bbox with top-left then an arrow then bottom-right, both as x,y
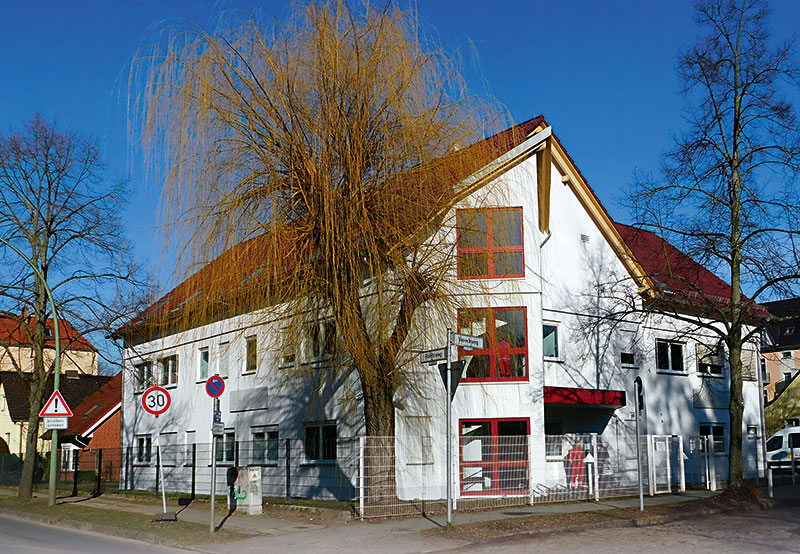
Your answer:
461,503 -> 800,553
0,514 -> 190,554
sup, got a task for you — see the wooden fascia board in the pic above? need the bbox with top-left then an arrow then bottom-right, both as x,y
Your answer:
549,140 -> 657,298
537,136 -> 552,234
453,126 -> 552,204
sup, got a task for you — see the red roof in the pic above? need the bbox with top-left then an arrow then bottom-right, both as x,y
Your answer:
0,314 -> 96,352
63,373 -> 121,437
613,222 -> 769,317
121,116 -> 549,338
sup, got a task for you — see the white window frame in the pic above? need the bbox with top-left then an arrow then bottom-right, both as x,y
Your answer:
134,361 -> 153,393
217,342 -> 230,378
243,336 -> 258,375
655,339 -> 686,374
696,341 -> 725,378
214,431 -> 236,465
542,322 -> 560,361
699,423 -> 726,454
159,355 -> 179,388
303,421 -> 337,463
198,347 -> 210,382
60,444 -> 78,471
250,426 -> 280,465
135,434 -> 152,465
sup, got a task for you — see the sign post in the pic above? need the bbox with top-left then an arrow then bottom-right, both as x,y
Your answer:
206,375 -> 225,533
141,386 -> 172,518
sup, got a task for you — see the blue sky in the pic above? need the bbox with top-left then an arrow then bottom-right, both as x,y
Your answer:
1,0 -> 799,291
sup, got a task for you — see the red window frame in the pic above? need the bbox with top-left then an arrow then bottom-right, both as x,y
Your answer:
457,306 -> 528,382
457,208 -> 524,279
459,418 -> 530,496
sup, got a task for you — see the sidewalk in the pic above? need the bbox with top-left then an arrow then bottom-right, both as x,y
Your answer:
6,486 -> 799,554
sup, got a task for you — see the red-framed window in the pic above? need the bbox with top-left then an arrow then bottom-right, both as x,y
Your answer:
457,208 -> 524,279
458,307 -> 528,382
459,418 -> 529,496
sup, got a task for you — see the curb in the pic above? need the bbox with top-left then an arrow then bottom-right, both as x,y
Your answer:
0,507 -> 183,548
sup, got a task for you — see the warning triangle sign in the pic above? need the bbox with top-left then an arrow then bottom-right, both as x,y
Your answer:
39,390 -> 73,417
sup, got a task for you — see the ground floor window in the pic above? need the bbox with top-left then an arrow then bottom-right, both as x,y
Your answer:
304,421 -> 337,461
215,432 -> 236,463
699,423 -> 725,453
459,418 -> 529,495
136,435 -> 152,464
60,445 -> 77,471
252,428 -> 279,463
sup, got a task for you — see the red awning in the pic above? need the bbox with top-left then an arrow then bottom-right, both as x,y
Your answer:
543,386 -> 626,409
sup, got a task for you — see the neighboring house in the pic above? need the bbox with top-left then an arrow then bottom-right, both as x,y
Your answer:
762,298 -> 800,402
118,116 -> 764,500
58,373 -> 122,480
0,314 -> 100,457
0,372 -> 110,457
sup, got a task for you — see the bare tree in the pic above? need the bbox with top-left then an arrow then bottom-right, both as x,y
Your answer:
0,114 -> 143,499
128,1 -> 507,437
629,0 -> 800,486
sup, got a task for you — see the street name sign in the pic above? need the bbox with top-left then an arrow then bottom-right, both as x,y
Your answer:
212,422 -> 225,435
419,347 -> 447,365
43,417 -> 68,430
39,390 -> 73,417
453,333 -> 483,350
142,386 -> 171,418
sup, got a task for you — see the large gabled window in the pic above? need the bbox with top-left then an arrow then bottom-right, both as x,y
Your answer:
458,307 -> 527,381
457,208 -> 524,279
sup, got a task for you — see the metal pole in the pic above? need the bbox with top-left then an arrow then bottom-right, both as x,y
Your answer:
210,406 -> 218,532
191,444 -> 196,500
768,466 -> 774,498
446,328 -> 453,525
757,358 -> 768,481
0,239 -> 63,507
285,438 -> 291,505
359,436 -> 365,519
157,427 -> 166,513
634,380 -> 644,512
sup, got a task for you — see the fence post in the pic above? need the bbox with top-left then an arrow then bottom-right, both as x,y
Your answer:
191,444 -> 196,500
72,450 -> 79,496
359,437 -> 365,519
95,449 -> 103,496
126,446 -> 132,491
646,435 -> 655,496
768,466 -> 774,498
707,435 -> 717,491
155,447 -> 160,494
678,435 -> 685,492
285,438 -> 291,505
591,434 -> 599,501
234,440 -> 240,468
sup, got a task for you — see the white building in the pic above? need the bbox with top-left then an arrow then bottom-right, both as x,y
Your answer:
118,116 -> 764,503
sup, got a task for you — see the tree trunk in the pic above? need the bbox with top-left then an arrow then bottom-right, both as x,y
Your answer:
18,379 -> 45,500
727,333 -> 744,487
362,373 -> 395,437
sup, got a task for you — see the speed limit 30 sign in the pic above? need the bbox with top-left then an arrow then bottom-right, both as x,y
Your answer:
142,385 -> 171,418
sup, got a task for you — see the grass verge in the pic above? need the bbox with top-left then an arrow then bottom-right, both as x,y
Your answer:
0,495 -> 248,546
424,492 -> 765,543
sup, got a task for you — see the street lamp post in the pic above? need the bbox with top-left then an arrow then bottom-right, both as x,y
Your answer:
0,238 -> 62,506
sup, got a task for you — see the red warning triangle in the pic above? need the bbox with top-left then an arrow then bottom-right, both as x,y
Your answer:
39,390 -> 73,417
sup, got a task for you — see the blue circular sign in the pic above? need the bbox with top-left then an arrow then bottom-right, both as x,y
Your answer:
205,375 -> 225,398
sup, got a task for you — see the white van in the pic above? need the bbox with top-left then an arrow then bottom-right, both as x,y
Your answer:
766,426 -> 800,469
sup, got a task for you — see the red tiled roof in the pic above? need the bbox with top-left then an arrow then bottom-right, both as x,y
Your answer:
0,315 -> 96,352
121,116 -> 549,338
613,222 -> 770,317
0,371 -> 110,422
63,373 -> 121,437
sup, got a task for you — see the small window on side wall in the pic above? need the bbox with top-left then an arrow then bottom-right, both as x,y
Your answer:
699,424 -> 725,453
245,336 -> 258,374
198,348 -> 209,381
159,355 -> 178,387
620,352 -> 636,367
134,362 -> 153,392
304,421 -> 337,462
543,324 -> 559,359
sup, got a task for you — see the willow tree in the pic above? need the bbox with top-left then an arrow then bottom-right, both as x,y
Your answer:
630,0 -> 800,486
129,2 -> 506,436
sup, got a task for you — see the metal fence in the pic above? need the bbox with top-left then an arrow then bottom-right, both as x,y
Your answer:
0,433 -> 727,519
